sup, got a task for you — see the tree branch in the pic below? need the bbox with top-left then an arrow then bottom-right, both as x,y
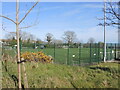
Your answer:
19,23 -> 37,29
109,2 -> 120,20
19,3 -> 40,30
0,15 -> 16,24
98,2 -> 120,26
19,0 -> 40,25
2,24 -> 16,34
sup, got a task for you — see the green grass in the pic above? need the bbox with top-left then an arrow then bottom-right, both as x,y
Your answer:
2,60 -> 120,88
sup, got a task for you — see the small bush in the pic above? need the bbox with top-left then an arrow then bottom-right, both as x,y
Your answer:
21,51 -> 53,63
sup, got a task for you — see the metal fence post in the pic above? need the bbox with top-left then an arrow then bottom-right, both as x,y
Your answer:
98,43 -> 100,63
110,43 -> 112,60
2,43 -> 3,55
34,42 -> 36,49
103,43 -> 104,61
106,43 -> 107,60
67,43 -> 70,65
54,43 -> 56,63
20,38 -> 22,53
90,43 -> 92,64
95,43 -> 97,62
79,43 -> 81,66
118,43 -> 120,60
115,44 -> 116,60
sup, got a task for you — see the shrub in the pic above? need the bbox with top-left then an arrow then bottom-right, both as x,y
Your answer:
21,51 -> 53,63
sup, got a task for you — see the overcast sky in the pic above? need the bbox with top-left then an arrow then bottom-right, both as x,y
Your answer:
1,2 -> 118,43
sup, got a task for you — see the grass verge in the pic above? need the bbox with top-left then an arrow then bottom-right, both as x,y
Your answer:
2,60 -> 120,88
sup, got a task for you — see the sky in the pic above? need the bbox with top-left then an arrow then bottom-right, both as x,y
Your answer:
1,0 -> 120,2
1,2 -> 118,43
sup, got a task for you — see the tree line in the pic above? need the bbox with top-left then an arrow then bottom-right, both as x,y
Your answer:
2,30 -> 98,47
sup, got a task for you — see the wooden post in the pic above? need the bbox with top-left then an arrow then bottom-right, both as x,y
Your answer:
22,60 -> 28,88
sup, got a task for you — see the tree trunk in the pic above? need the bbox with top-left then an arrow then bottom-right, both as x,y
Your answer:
16,0 -> 21,88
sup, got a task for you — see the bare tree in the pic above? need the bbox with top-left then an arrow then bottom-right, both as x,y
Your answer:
62,31 -> 77,44
0,0 -> 40,88
45,33 -> 53,44
19,31 -> 28,41
28,33 -> 36,41
4,31 -> 36,42
2,25 -> 16,40
87,37 -> 95,43
53,39 -> 63,44
98,1 -> 120,26
36,38 -> 43,44
5,33 -> 16,40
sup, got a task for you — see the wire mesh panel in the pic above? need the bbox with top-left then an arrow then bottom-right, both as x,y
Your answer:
106,43 -> 110,60
69,44 -> 79,65
105,43 -> 117,60
115,43 -> 120,60
110,43 -> 115,60
21,42 -> 39,53
2,44 -> 17,57
99,43 -> 104,62
54,44 -> 68,64
2,42 -> 118,66
90,43 -> 99,63
40,44 -> 55,61
80,43 -> 91,65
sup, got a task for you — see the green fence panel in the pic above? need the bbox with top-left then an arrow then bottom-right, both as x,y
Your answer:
2,42 -> 118,66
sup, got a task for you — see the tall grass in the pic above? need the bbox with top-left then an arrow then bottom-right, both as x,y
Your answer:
2,57 -> 120,88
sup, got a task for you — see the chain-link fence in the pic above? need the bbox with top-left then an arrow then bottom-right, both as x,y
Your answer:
2,43 -> 120,66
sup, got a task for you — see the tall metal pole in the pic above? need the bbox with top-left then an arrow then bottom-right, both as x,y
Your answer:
118,2 -> 120,44
103,0 -> 106,62
16,0 -> 21,88
118,2 -> 120,60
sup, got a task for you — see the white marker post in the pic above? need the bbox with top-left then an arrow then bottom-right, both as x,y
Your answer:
72,54 -> 75,65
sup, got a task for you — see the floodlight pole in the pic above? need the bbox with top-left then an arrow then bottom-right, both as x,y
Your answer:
103,0 -> 106,62
118,1 -> 120,44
